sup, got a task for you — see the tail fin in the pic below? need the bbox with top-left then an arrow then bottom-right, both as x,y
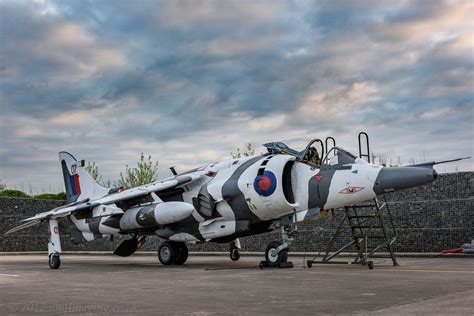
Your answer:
59,152 -> 109,203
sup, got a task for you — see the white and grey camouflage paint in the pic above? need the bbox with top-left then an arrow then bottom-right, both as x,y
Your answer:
6,145 -> 439,259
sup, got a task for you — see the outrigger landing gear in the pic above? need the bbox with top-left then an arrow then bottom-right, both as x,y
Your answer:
47,219 -> 62,269
260,225 -> 295,269
229,239 -> 241,261
158,241 -> 189,265
49,254 -> 61,269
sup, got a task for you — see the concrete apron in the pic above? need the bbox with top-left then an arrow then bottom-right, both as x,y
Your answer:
1,251 -> 473,258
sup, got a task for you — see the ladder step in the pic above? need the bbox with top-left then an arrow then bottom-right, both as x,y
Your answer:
353,235 -> 388,239
353,225 -> 383,229
348,204 -> 376,208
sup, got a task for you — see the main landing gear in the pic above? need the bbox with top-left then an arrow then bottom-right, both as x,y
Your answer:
260,225 -> 295,269
230,239 -> 241,261
158,241 -> 189,265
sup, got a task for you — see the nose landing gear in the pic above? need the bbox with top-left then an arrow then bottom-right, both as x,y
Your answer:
263,241 -> 288,267
260,225 -> 295,269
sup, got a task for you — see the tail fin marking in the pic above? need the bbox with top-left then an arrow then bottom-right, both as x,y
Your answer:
70,173 -> 81,196
59,152 -> 109,204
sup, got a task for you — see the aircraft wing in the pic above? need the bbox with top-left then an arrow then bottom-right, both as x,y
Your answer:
4,220 -> 42,235
5,174 -> 200,235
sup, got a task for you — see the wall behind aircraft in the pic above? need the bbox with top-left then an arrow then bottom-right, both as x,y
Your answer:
1,172 -> 472,253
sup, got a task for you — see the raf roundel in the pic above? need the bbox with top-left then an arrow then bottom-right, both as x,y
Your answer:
253,171 -> 277,197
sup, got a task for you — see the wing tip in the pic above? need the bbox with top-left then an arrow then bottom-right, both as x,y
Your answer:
4,220 -> 41,235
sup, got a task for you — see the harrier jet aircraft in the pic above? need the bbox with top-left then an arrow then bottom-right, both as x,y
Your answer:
5,137 -> 466,269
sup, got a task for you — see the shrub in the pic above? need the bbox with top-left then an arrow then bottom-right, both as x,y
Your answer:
231,143 -> 255,158
118,153 -> 159,189
0,190 -> 31,198
84,161 -> 102,182
34,192 -> 67,200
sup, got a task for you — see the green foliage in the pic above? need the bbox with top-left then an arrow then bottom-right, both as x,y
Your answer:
34,192 -> 67,200
0,189 -> 66,200
0,189 -> 30,198
231,143 -> 255,159
84,161 -> 102,182
118,153 -> 159,189
0,179 -> 5,191
56,192 -> 67,200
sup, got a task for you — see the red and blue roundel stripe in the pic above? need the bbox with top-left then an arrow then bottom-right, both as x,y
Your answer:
253,171 -> 277,197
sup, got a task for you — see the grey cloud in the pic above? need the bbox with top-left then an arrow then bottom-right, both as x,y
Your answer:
0,0 -> 472,191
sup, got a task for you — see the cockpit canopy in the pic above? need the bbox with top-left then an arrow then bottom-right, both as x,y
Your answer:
323,147 -> 358,166
263,138 -> 358,167
263,141 -> 305,158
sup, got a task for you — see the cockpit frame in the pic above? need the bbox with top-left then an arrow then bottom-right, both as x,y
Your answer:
263,138 -> 357,168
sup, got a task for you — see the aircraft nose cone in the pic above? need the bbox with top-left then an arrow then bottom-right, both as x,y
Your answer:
373,166 -> 438,194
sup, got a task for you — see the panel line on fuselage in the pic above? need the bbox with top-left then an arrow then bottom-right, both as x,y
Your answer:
222,156 -> 264,223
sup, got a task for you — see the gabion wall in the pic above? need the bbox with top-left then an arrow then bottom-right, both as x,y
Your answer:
1,172 -> 472,253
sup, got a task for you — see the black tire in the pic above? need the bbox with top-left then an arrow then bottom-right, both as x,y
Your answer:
280,249 -> 288,263
49,254 -> 60,269
158,241 -> 176,265
307,260 -> 313,268
230,248 -> 240,261
265,241 -> 287,268
174,243 -> 188,265
368,261 -> 374,270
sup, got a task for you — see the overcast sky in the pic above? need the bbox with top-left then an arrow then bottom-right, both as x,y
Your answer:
0,0 -> 472,193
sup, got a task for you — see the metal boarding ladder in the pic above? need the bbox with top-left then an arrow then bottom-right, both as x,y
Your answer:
306,132 -> 398,269
306,197 -> 398,269
305,132 -> 398,269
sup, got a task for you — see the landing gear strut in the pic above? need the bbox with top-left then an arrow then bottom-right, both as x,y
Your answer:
260,224 -> 295,269
230,239 -> 241,261
47,219 -> 61,269
158,241 -> 188,265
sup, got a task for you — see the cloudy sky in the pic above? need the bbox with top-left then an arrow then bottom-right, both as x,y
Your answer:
0,0 -> 472,192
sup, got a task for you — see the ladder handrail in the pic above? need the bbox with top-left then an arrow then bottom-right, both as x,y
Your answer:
358,132 -> 371,163
325,137 -> 336,155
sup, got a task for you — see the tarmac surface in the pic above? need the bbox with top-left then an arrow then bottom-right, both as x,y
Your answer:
0,255 -> 473,315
